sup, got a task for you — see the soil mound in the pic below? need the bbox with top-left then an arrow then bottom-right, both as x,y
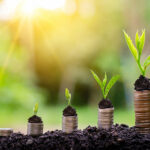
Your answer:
0,124 -> 150,149
28,115 -> 42,123
134,75 -> 150,91
63,105 -> 77,116
98,99 -> 113,109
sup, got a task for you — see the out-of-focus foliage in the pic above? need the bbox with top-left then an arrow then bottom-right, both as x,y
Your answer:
0,0 -> 150,112
0,25 -> 47,111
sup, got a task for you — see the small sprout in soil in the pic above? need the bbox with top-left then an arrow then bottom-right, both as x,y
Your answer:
124,30 -> 150,76
63,88 -> 77,116
33,103 -> 38,116
65,88 -> 71,106
91,70 -> 119,99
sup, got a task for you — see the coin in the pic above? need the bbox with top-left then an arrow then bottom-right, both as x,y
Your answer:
27,123 -> 43,136
0,128 -> 13,136
62,116 -> 78,133
98,108 -> 114,130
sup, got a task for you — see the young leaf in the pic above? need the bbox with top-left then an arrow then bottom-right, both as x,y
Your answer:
91,70 -> 104,97
138,30 -> 145,57
65,88 -> 71,105
135,31 -> 140,50
123,31 -> 138,61
33,103 -> 38,116
103,72 -> 107,88
144,56 -> 150,71
104,75 -> 120,99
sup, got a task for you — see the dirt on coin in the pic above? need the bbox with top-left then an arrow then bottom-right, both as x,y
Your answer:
63,105 -> 77,116
98,99 -> 113,109
0,124 -> 150,149
28,115 -> 43,123
134,75 -> 150,91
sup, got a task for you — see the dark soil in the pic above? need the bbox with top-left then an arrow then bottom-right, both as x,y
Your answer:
63,105 -> 77,116
1,124 -> 150,150
28,115 -> 43,123
134,75 -> 150,91
98,99 -> 113,109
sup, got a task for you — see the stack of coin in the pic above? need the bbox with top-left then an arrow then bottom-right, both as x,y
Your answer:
134,90 -> 150,134
27,123 -> 43,136
98,108 -> 114,129
62,116 -> 78,133
0,128 -> 13,136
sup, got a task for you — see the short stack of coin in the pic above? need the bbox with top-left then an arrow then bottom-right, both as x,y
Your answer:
62,116 -> 78,133
27,123 -> 43,136
0,128 -> 13,136
134,90 -> 150,134
98,108 -> 114,129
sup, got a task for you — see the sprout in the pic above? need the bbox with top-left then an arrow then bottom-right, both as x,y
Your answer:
91,70 -> 119,99
65,88 -> 71,105
124,30 -> 150,76
33,103 -> 38,116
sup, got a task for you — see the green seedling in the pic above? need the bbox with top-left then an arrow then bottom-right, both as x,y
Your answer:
91,70 -> 119,99
33,103 -> 38,116
65,88 -> 71,105
124,30 -> 150,76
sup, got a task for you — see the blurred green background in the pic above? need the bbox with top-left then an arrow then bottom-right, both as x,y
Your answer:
0,0 -> 149,132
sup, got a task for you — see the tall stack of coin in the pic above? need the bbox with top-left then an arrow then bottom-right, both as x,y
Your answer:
134,90 -> 150,134
0,128 -> 13,136
62,116 -> 78,133
98,108 -> 114,129
27,123 -> 43,136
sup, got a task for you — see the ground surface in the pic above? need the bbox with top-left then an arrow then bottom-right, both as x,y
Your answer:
0,124 -> 149,150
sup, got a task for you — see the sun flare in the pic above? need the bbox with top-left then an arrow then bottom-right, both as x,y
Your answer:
20,0 -> 66,16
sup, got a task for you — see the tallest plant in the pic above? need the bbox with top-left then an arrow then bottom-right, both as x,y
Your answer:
124,30 -> 150,134
124,30 -> 150,76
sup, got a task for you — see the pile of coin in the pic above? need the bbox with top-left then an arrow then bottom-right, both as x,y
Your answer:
62,116 -> 78,133
0,128 -> 13,136
134,90 -> 150,134
27,123 -> 43,136
98,108 -> 114,129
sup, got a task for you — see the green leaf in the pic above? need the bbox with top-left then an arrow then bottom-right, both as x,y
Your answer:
91,70 -> 104,97
144,56 -> 150,71
103,72 -> 107,88
65,88 -> 71,105
33,103 -> 38,115
138,30 -> 145,57
123,31 -> 138,61
104,75 -> 120,99
135,31 -> 140,50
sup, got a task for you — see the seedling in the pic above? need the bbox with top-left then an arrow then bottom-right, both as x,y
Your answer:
63,88 -> 78,133
65,88 -> 71,106
124,30 -> 150,76
33,103 -> 38,116
91,70 -> 119,99
28,103 -> 43,136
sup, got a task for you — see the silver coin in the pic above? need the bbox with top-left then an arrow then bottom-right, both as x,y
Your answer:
62,116 -> 78,133
0,128 -> 13,136
27,123 -> 43,136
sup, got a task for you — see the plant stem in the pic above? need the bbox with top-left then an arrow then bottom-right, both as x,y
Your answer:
137,59 -> 144,76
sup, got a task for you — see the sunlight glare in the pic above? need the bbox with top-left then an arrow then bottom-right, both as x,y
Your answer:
39,0 -> 66,10
21,0 -> 37,16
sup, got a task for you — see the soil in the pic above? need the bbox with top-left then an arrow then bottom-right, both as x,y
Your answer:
63,105 -> 77,116
98,99 -> 113,109
28,115 -> 43,123
134,75 -> 150,91
0,124 -> 150,149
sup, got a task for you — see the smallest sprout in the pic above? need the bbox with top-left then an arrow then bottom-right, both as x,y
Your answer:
33,103 -> 38,116
65,88 -> 71,106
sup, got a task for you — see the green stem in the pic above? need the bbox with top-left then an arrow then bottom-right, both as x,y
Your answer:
137,59 -> 144,76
